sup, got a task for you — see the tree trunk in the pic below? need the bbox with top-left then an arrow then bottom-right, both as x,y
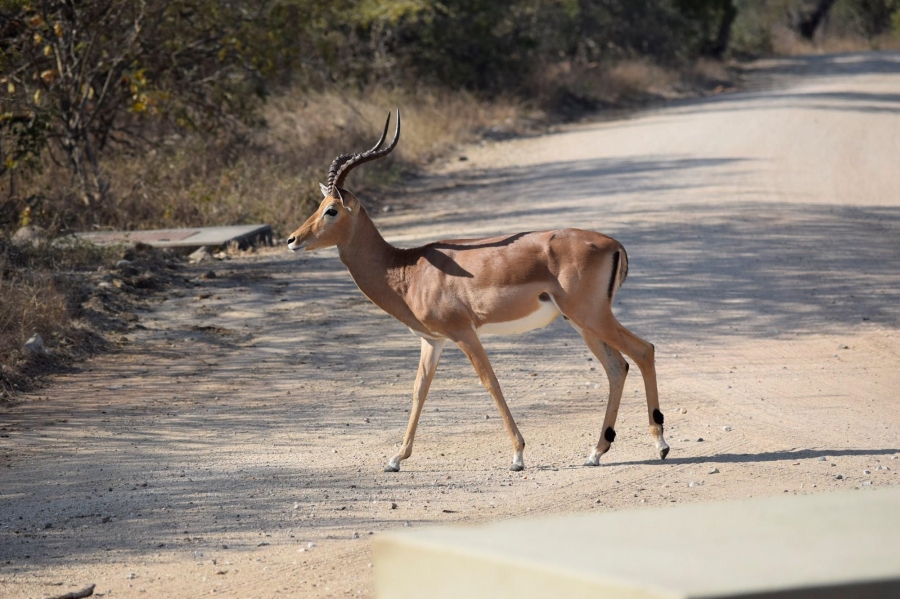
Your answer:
798,0 -> 838,40
709,1 -> 738,58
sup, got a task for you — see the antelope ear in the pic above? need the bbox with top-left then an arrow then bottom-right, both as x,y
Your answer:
334,186 -> 355,213
319,182 -> 329,197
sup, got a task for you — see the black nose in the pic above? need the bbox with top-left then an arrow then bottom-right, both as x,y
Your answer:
287,236 -> 295,245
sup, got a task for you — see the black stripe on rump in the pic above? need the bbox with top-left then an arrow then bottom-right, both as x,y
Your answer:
607,251 -> 620,299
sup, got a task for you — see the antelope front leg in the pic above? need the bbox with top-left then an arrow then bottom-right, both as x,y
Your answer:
454,330 -> 526,471
385,337 -> 445,472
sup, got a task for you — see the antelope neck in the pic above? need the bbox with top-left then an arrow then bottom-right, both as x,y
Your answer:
336,208 -> 426,333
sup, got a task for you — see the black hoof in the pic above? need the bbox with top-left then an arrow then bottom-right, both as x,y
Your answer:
384,464 -> 400,473
509,463 -> 524,472
659,446 -> 670,460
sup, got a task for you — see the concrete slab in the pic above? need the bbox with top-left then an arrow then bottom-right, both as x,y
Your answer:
374,487 -> 900,599
74,224 -> 273,250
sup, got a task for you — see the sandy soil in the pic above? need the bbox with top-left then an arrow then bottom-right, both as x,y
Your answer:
3,52 -> 900,599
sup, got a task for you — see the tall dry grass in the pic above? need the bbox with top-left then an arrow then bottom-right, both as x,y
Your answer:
769,24 -> 900,55
11,88 -> 532,239
0,236 -> 117,397
528,58 -> 734,115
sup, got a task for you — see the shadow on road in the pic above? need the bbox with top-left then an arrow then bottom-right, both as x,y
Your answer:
607,447 -> 900,467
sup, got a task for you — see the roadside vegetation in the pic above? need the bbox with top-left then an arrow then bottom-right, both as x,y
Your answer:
2,0 -> 899,396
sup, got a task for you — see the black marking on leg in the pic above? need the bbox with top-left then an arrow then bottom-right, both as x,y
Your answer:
538,292 -> 550,302
604,426 -> 616,443
607,251 -> 620,299
653,408 -> 664,425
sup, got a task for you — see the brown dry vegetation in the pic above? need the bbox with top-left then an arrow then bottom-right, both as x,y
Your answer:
768,25 -> 900,54
0,238 -> 115,398
11,88 -> 536,236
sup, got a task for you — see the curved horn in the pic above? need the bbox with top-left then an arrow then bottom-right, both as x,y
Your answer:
330,109 -> 401,194
324,113 -> 392,193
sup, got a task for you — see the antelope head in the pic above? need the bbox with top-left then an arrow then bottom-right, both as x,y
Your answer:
287,109 -> 400,252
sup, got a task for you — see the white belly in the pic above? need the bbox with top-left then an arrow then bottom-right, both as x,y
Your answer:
477,301 -> 560,336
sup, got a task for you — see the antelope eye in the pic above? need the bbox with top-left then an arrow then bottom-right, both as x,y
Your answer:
324,207 -> 338,217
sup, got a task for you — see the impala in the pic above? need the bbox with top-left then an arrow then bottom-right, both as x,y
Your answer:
288,110 -> 669,471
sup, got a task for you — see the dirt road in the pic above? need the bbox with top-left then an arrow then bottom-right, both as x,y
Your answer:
3,52 -> 900,599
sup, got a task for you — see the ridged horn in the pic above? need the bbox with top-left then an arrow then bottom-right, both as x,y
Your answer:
328,109 -> 400,195
324,114 -> 392,194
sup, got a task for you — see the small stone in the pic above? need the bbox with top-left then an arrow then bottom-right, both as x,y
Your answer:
353,532 -> 360,539
11,225 -> 46,246
382,205 -> 393,213
23,333 -> 47,356
127,573 -> 136,580
188,246 -> 212,263
484,415 -> 490,419
818,456 -> 827,461
43,522 -> 53,529
863,470 -> 871,474
688,481 -> 702,487
679,407 -> 687,414
293,503 -> 300,510
862,481 -> 872,486
697,437 -> 704,442
390,502 -> 398,510
722,426 -> 732,432
835,474 -> 843,480
307,542 -> 316,548
681,438 -> 690,442
102,516 -> 111,523
708,467 -> 719,474
838,344 -> 849,350
200,270 -> 217,279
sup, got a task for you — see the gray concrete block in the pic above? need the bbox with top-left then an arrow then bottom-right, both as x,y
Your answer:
74,224 -> 273,250
374,487 -> 900,599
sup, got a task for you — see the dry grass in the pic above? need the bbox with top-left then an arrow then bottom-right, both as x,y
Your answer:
0,272 -> 69,359
10,88 -> 534,239
0,237 -> 116,398
770,25 -> 900,55
529,58 -> 735,116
